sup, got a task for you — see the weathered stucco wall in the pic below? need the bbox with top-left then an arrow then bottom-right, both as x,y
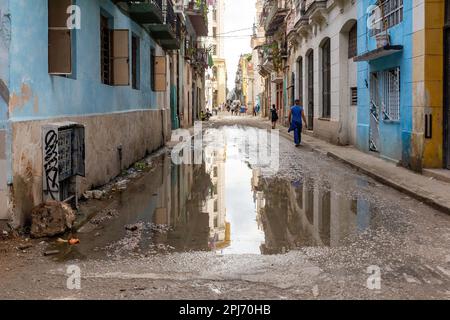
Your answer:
2,0 -> 173,224
8,0 -> 167,121
11,109 -> 171,226
0,0 -> 10,220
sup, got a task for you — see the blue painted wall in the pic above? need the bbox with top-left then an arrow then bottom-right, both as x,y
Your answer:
8,0 -> 163,122
356,0 -> 413,164
0,0 -> 10,129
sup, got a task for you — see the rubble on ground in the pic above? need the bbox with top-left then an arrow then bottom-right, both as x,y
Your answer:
30,201 -> 76,238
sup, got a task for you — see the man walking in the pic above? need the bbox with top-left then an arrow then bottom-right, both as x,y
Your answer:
288,99 -> 308,147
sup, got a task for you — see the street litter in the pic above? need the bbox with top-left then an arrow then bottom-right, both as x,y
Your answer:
56,238 -> 80,245
43,250 -> 60,256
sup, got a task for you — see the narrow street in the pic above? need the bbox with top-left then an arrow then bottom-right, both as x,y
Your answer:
2,0 -> 450,307
1,116 -> 449,300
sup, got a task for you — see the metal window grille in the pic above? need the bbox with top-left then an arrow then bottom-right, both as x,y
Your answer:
377,68 -> 401,121
351,87 -> 358,105
297,58 -> 303,105
348,23 -> 357,59
100,15 -> 111,85
322,39 -> 331,118
370,0 -> 403,36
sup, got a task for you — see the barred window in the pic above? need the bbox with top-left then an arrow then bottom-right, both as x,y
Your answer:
376,68 -> 400,121
351,87 -> 358,105
369,0 -> 403,36
348,23 -> 357,59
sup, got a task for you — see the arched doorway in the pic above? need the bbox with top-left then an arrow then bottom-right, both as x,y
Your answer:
306,49 -> 314,130
297,56 -> 303,106
320,38 -> 331,119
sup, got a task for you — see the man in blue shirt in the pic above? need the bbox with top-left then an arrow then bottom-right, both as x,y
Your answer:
288,99 -> 308,147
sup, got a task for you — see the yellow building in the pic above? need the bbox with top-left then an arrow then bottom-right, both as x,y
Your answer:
412,0 -> 449,171
236,54 -> 255,112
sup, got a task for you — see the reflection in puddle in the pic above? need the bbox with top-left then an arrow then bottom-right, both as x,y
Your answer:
57,128 -> 377,260
255,176 -> 375,254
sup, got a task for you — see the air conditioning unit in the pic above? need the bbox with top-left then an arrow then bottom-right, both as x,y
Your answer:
42,122 -> 85,203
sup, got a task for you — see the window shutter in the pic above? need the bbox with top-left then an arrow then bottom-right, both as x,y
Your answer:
48,0 -> 72,74
112,29 -> 130,86
154,56 -> 167,92
49,30 -> 72,74
49,0 -> 72,27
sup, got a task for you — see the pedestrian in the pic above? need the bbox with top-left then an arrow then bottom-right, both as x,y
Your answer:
270,104 -> 278,129
240,104 -> 246,116
288,99 -> 308,147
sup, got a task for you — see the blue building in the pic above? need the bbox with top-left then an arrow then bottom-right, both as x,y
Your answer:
355,0 -> 413,165
0,0 -> 208,225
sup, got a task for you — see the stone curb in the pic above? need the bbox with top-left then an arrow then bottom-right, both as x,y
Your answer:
325,151 -> 450,215
276,124 -> 450,215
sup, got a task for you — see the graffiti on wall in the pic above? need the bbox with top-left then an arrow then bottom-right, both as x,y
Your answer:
43,129 -> 59,201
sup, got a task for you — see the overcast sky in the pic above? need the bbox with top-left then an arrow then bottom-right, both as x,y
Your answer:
223,0 -> 256,91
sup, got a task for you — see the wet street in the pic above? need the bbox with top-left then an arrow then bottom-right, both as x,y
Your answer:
1,117 -> 450,299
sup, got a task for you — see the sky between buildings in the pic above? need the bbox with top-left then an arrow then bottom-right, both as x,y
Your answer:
223,0 -> 256,91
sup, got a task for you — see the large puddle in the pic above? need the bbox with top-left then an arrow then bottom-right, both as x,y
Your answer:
53,127 -> 378,260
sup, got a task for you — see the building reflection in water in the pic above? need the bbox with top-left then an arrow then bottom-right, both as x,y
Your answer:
70,131 -> 377,259
253,171 -> 376,254
203,145 -> 231,251
148,138 -> 376,255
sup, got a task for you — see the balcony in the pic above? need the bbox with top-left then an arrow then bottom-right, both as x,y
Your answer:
146,0 -> 180,49
260,45 -> 274,72
305,0 -> 328,25
192,47 -> 209,70
286,10 -> 296,37
264,0 -> 289,36
271,70 -> 283,84
185,0 -> 208,37
113,0 -> 164,24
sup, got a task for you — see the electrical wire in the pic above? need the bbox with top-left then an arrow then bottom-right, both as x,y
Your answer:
204,35 -> 265,38
215,27 -> 253,35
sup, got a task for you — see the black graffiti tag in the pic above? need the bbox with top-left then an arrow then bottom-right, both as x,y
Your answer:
44,130 -> 59,200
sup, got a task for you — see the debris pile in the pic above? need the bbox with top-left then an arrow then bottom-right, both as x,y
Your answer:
104,221 -> 173,258
30,201 -> 76,238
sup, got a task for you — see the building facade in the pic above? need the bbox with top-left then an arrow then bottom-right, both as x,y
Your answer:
205,0 -> 227,111
175,0 -> 209,129
234,54 -> 255,111
251,0 -> 267,116
258,0 -> 358,142
0,0 -> 208,225
255,0 -> 448,172
356,0 -> 446,171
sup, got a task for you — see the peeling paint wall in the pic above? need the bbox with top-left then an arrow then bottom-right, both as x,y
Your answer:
0,0 -> 10,220
5,0 -> 172,225
8,0 -> 167,121
11,109 -> 170,226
